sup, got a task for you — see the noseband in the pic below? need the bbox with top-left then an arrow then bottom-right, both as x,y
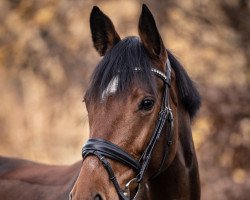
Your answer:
82,58 -> 174,200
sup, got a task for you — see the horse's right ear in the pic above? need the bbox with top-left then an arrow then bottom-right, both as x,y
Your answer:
90,6 -> 121,56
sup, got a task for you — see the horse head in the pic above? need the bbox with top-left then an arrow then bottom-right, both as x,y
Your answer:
71,4 -> 201,200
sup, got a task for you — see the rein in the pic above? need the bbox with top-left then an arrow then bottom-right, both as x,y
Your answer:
82,58 -> 174,200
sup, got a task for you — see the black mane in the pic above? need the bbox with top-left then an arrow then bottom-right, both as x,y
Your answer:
85,36 -> 201,118
167,50 -> 201,118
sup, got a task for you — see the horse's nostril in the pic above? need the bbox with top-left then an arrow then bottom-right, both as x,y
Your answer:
94,194 -> 103,200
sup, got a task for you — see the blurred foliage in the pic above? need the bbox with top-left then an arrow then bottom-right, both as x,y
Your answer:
0,0 -> 249,199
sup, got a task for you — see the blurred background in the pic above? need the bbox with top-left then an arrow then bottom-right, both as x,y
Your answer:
0,0 -> 249,199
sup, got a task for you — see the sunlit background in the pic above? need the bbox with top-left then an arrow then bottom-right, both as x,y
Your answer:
0,0 -> 249,199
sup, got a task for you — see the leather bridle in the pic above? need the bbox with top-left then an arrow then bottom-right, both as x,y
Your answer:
82,58 -> 174,200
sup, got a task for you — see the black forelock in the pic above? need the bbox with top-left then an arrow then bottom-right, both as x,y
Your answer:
85,36 -> 201,118
85,36 -> 157,100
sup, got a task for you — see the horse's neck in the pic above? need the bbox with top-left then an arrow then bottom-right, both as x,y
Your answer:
148,117 -> 200,200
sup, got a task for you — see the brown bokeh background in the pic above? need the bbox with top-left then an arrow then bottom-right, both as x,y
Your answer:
0,0 -> 249,199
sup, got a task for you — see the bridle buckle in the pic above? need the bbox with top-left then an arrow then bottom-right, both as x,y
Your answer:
159,106 -> 172,117
123,178 -> 140,200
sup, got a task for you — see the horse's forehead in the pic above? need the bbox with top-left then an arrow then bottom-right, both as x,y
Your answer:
101,76 -> 119,100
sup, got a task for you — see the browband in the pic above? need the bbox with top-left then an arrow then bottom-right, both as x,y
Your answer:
135,58 -> 171,86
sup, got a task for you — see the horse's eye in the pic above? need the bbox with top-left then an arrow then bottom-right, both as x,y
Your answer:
139,98 -> 155,111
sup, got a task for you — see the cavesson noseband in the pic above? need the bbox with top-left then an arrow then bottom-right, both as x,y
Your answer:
82,58 -> 174,200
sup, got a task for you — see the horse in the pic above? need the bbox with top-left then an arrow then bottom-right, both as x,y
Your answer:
0,4 -> 201,200
0,156 -> 81,200
70,4 -> 201,200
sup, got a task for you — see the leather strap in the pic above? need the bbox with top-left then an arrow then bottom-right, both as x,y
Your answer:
92,151 -> 130,200
82,139 -> 140,172
136,85 -> 172,182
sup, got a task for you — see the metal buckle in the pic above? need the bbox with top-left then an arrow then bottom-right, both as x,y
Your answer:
160,106 -> 172,117
168,108 -> 174,121
123,178 -> 140,200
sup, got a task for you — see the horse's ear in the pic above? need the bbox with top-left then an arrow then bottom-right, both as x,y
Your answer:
138,4 -> 167,64
90,6 -> 121,56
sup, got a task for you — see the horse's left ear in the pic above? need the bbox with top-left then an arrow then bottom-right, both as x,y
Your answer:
90,6 -> 121,56
138,4 -> 167,65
